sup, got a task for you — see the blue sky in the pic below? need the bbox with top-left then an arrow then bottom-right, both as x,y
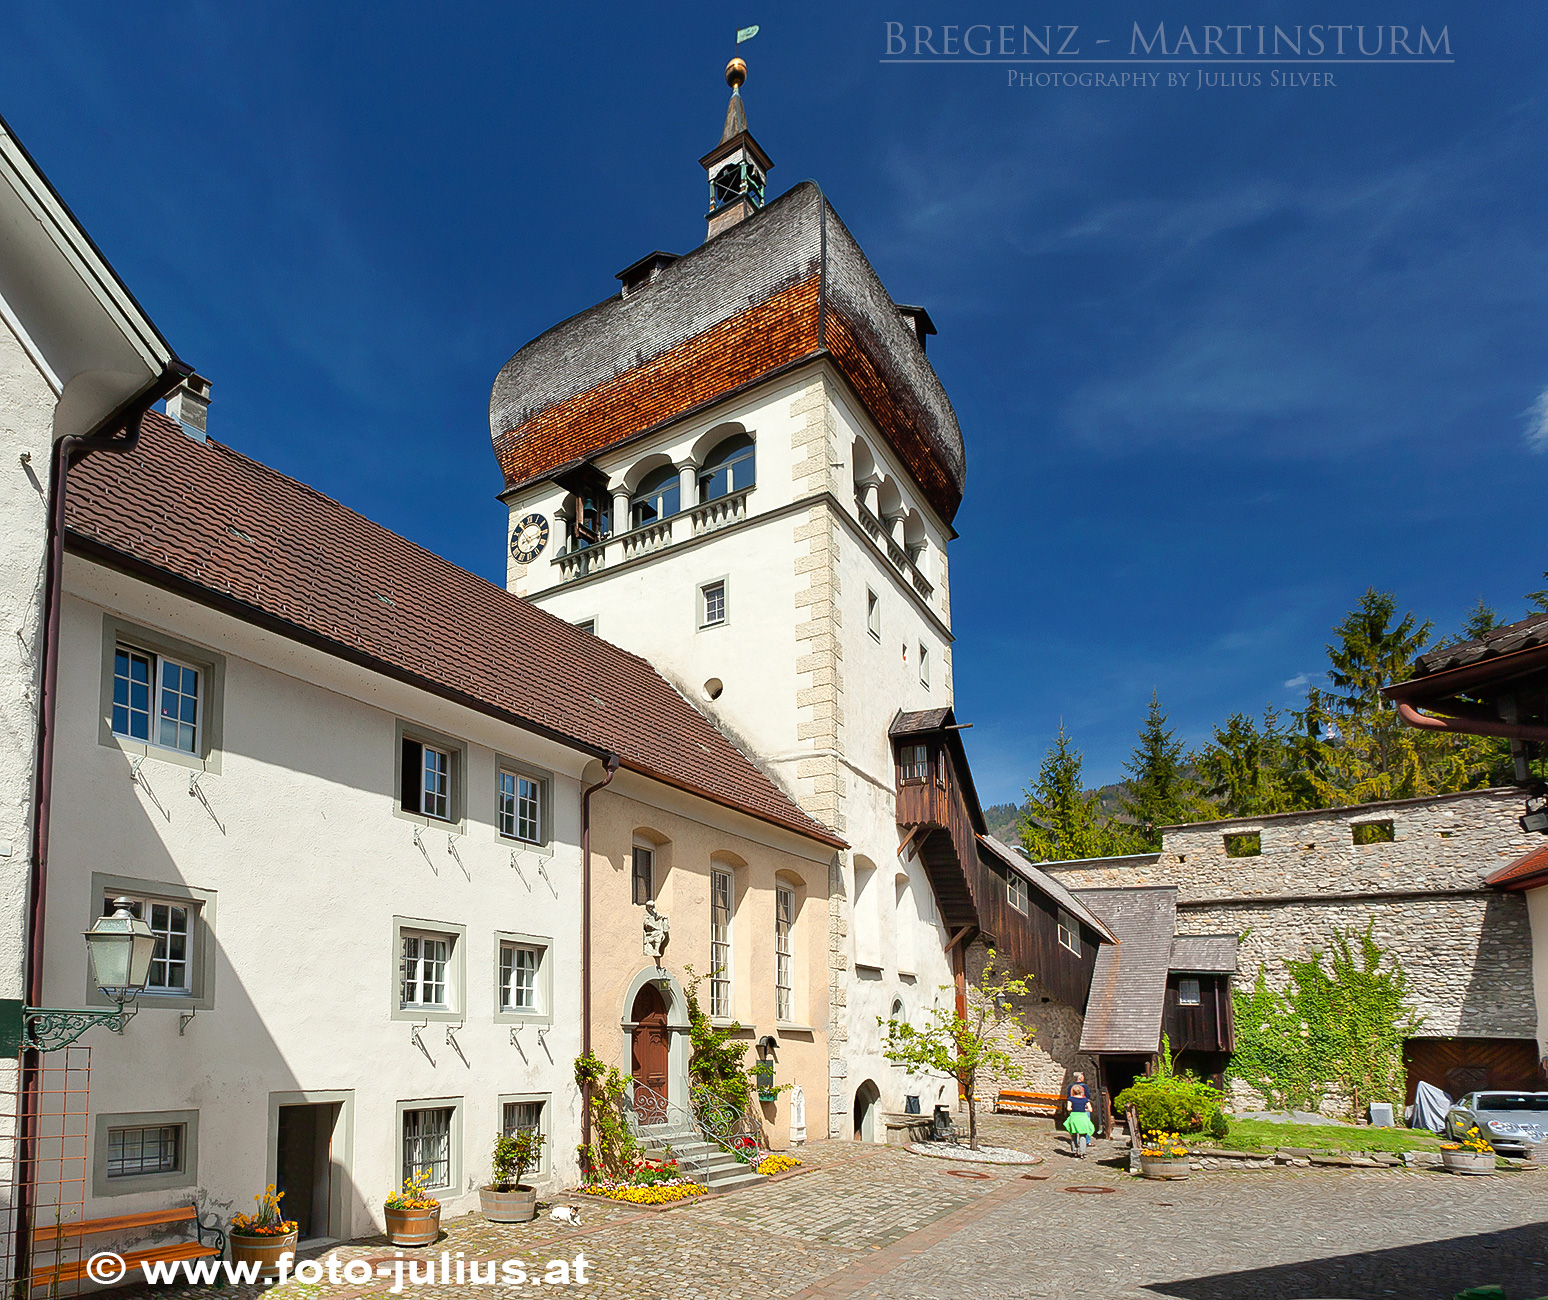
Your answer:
7,4 -> 1547,804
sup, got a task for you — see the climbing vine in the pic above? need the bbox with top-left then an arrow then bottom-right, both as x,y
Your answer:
681,964 -> 753,1111
1228,923 -> 1421,1117
573,1050 -> 641,1180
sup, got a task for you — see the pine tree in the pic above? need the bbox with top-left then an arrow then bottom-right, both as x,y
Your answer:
1324,588 -> 1431,720
1195,707 -> 1299,817
1117,692 -> 1201,849
1459,596 -> 1501,644
1018,724 -> 1130,862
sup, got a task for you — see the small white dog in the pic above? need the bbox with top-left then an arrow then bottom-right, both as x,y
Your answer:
548,1205 -> 581,1226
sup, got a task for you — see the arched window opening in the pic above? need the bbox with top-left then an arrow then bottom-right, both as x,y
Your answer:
698,433 -> 756,503
631,463 -> 681,529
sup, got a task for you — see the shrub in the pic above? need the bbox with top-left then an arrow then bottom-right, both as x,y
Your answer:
1208,1109 -> 1230,1140
490,1127 -> 543,1190
1115,1043 -> 1226,1135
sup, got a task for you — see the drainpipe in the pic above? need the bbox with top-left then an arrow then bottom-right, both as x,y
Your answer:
579,754 -> 620,1165
18,363 -> 189,1288
1395,701 -> 1548,744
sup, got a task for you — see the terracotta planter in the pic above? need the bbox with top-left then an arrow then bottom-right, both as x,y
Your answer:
1139,1155 -> 1191,1180
1442,1148 -> 1497,1176
384,1204 -> 441,1246
479,1184 -> 537,1223
229,1229 -> 299,1275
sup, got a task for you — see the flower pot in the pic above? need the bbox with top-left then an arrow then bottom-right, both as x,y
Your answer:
1442,1149 -> 1497,1176
1139,1155 -> 1191,1180
384,1204 -> 441,1246
229,1229 -> 299,1275
480,1184 -> 537,1223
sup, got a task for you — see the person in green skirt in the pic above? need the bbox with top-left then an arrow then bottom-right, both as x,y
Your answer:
1064,1072 -> 1096,1157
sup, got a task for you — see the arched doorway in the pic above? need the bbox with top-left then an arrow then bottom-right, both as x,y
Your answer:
853,1080 -> 880,1142
630,984 -> 669,1124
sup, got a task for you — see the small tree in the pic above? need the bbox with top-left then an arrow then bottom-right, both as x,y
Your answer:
489,1127 -> 544,1191
879,950 -> 1033,1150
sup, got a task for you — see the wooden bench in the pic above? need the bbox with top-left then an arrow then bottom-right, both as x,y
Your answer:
29,1203 -> 225,1290
994,1089 -> 1063,1117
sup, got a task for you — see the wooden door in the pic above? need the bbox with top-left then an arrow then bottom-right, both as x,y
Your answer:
1404,1037 -> 1542,1105
631,985 -> 669,1122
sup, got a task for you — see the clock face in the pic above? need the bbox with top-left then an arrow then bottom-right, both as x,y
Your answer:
509,513 -> 550,564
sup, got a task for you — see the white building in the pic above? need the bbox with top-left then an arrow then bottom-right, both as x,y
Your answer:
39,405 -> 837,1241
488,74 -> 973,1138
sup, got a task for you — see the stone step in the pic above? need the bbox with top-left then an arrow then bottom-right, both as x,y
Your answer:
704,1169 -> 765,1193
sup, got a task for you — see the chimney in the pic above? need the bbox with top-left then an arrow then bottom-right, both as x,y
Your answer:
165,374 -> 211,443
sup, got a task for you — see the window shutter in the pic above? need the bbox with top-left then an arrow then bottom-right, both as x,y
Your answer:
401,739 -> 423,813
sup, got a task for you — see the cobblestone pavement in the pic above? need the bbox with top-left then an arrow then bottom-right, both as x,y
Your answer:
102,1116 -> 1548,1300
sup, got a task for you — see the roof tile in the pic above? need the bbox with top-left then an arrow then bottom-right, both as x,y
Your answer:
65,413 -> 844,849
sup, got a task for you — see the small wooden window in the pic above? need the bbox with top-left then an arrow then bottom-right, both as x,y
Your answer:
1056,909 -> 1080,955
899,744 -> 929,782
1178,977 -> 1201,1006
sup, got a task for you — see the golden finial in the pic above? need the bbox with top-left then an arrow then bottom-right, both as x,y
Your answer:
726,58 -> 747,91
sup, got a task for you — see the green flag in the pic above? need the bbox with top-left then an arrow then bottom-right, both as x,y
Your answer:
736,25 -> 759,43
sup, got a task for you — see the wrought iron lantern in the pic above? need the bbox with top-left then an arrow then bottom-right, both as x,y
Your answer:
17,898 -> 157,1051
85,898 -> 157,1001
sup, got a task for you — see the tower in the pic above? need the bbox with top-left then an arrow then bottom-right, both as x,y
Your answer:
488,60 -> 967,1137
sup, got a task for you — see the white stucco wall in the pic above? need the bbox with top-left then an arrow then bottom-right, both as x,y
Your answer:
500,364 -> 962,1137
0,318 -> 61,1004
49,560 -> 592,1236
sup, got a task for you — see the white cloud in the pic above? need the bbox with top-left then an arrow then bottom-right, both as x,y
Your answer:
1283,673 -> 1311,690
1525,386 -> 1548,452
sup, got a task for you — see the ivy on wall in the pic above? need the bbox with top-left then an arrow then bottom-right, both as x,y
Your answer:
1228,924 -> 1421,1117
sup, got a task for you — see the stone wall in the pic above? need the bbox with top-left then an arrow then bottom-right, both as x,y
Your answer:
1046,788 -> 1533,901
964,939 -> 1096,1103
1042,789 -> 1540,1069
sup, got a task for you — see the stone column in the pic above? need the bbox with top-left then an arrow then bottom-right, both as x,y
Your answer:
611,489 -> 630,536
859,477 -> 881,518
887,513 -> 906,547
677,462 -> 698,513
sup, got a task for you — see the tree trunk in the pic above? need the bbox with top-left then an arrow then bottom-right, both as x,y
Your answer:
966,1090 -> 978,1150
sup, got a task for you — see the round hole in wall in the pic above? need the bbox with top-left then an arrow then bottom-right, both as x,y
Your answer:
704,678 -> 724,701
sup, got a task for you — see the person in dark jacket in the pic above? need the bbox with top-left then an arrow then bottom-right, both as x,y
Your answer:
1064,1072 -> 1096,1157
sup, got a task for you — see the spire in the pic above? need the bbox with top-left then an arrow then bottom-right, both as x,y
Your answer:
700,57 -> 773,241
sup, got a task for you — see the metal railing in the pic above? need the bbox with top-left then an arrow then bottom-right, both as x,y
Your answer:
621,1080 -> 768,1172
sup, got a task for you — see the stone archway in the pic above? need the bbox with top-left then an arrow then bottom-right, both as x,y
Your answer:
620,967 -> 692,1125
853,1080 -> 881,1143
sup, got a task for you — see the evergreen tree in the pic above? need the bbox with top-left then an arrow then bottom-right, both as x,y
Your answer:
1117,692 -> 1201,849
1018,724 -> 1130,862
1527,573 -> 1548,615
1459,596 -> 1501,644
1195,707 -> 1298,818
1324,588 -> 1430,720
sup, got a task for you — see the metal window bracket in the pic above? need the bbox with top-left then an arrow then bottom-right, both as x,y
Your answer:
509,1024 -> 527,1059
128,756 -> 169,821
537,861 -> 558,897
412,826 -> 438,874
510,851 -> 530,890
536,1026 -> 552,1061
410,1019 -> 435,1066
187,771 -> 225,834
445,1022 -> 469,1067
178,1006 -> 197,1036
447,835 -> 469,879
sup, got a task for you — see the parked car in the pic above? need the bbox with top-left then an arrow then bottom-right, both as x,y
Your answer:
1445,1092 -> 1548,1155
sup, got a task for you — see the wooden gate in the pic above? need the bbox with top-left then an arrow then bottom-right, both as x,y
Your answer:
1403,1036 -> 1542,1104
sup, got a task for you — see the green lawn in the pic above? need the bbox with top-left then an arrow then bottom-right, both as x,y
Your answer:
1190,1117 -> 1445,1155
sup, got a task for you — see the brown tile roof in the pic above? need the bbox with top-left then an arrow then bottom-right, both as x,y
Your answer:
489,182 -> 966,522
64,412 -> 845,849
1074,887 -> 1178,1055
1487,842 -> 1548,890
